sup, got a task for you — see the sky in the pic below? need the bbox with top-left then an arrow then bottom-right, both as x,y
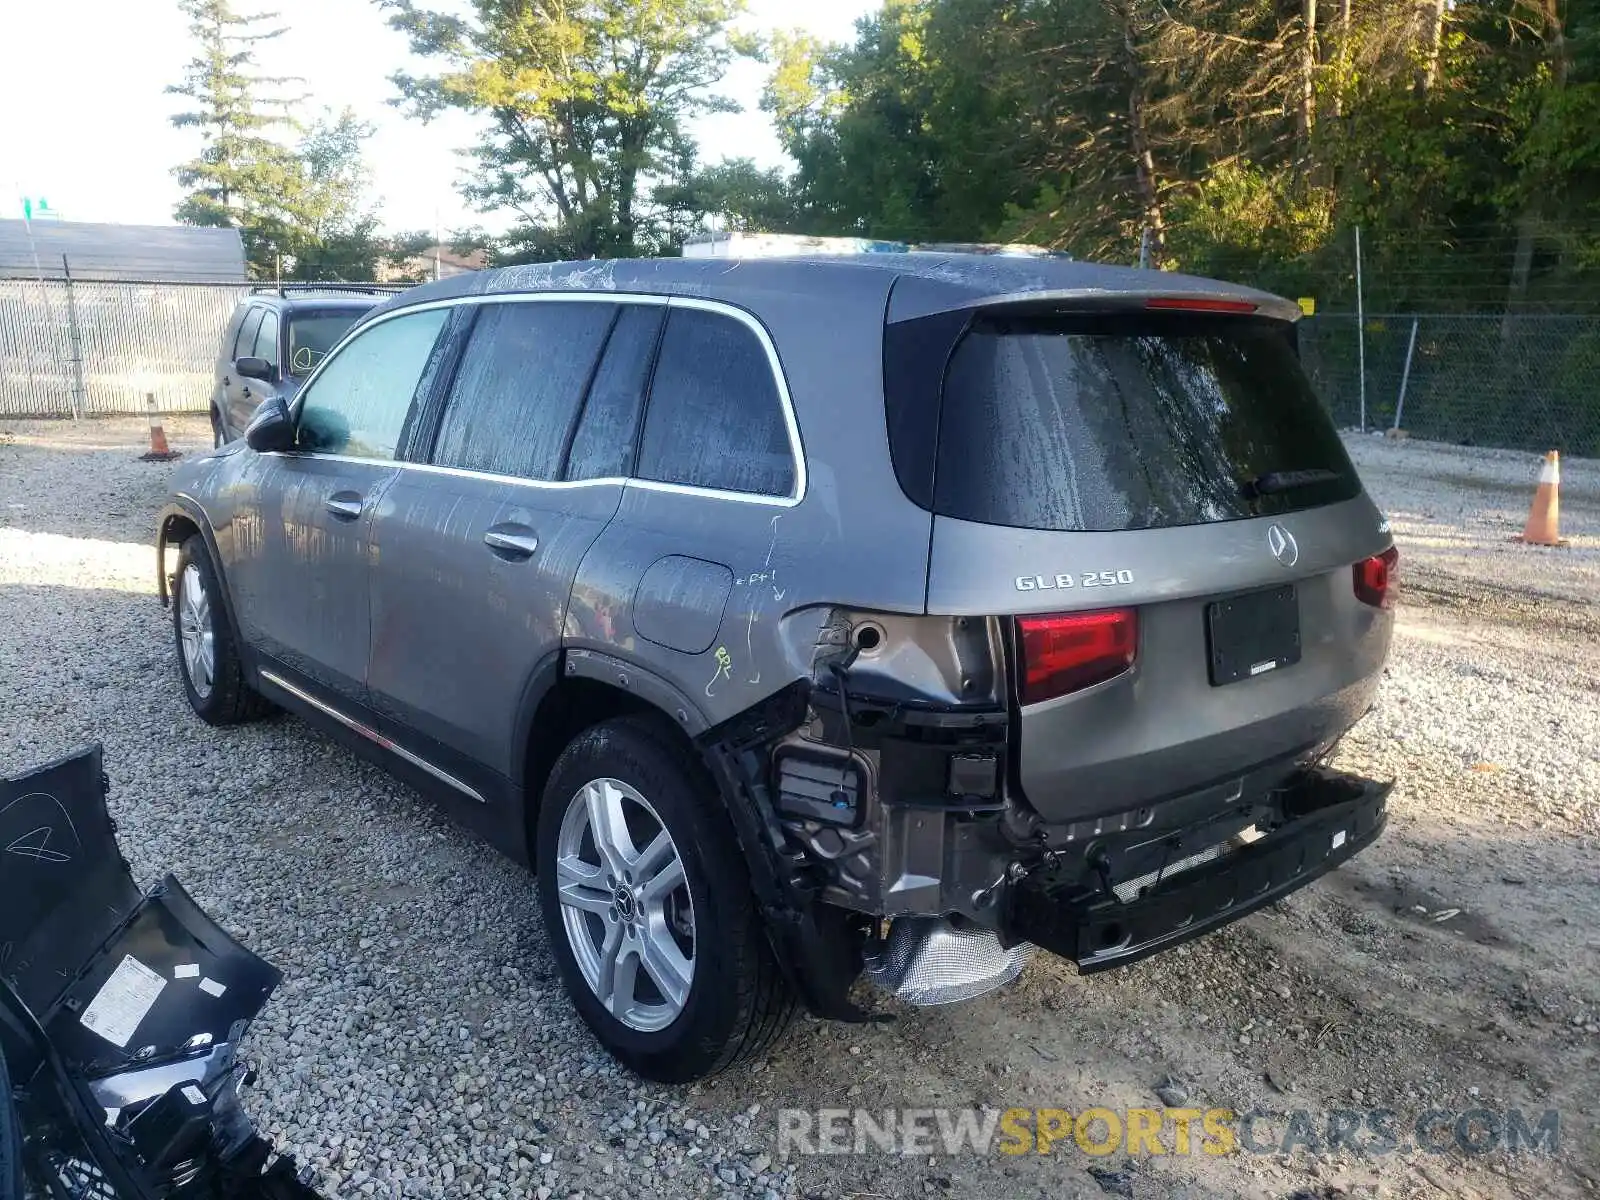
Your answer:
0,0 -> 876,236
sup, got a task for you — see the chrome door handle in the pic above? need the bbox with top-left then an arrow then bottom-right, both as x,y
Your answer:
483,527 -> 539,559
325,496 -> 364,521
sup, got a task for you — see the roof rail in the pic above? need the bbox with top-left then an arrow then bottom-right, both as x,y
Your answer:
248,282 -> 411,298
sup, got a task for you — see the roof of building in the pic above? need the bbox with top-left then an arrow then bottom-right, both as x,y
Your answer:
366,253 -> 1300,327
0,219 -> 248,283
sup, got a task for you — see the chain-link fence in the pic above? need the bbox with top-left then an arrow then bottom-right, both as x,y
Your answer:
4,275 -> 1599,457
1299,313 -> 1600,457
0,278 -> 245,417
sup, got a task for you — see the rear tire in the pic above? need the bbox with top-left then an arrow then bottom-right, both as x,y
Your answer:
536,717 -> 794,1082
173,535 -> 268,725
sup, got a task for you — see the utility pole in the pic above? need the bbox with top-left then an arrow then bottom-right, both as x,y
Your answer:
1354,225 -> 1367,433
61,255 -> 86,421
16,196 -> 45,404
18,196 -> 47,404
434,206 -> 442,282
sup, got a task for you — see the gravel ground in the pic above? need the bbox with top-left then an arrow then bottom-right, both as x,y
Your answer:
2,417 -> 1596,1200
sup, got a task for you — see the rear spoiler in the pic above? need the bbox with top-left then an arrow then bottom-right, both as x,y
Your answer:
886,266 -> 1303,326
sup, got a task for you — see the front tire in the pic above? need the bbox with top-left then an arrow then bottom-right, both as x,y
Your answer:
210,406 -> 226,448
536,717 -> 794,1082
173,535 -> 267,725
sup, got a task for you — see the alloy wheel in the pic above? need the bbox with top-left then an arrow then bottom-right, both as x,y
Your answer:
554,777 -> 696,1033
177,563 -> 215,699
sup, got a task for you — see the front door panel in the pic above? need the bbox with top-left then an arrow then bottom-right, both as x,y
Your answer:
228,452 -> 397,699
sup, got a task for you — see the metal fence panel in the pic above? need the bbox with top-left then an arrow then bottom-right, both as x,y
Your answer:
1301,313 -> 1600,457
0,279 -> 243,417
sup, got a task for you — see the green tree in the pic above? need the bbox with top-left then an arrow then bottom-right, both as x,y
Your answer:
766,0 -> 1600,314
169,0 -> 387,281
166,0 -> 304,276
380,0 -> 756,259
652,157 -> 800,243
284,110 -> 385,281
763,4 -> 1019,241
380,227 -> 494,282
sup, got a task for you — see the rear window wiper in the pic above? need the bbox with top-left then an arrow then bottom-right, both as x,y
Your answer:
1244,468 -> 1345,498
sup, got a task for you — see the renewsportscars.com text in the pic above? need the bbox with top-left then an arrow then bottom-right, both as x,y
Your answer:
776,1107 -> 1560,1159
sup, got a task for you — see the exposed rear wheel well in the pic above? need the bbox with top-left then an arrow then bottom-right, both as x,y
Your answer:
522,676 -> 696,857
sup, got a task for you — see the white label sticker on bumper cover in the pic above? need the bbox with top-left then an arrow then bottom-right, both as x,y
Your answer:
80,955 -> 167,1049
198,977 -> 227,998
1332,829 -> 1348,850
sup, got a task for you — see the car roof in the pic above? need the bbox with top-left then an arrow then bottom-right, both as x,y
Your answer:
360,253 -> 1303,328
242,288 -> 397,314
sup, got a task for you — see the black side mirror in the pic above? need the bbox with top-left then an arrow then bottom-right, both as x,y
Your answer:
236,356 -> 275,382
244,394 -> 296,453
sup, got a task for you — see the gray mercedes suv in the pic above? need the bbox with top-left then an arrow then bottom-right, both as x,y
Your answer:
158,255 -> 1397,1082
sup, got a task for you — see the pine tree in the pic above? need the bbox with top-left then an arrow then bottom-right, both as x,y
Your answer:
167,0 -> 304,275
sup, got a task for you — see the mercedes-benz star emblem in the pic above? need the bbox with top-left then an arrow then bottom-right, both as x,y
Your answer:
1267,523 -> 1300,568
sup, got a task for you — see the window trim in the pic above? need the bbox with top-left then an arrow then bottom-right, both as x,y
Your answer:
253,309 -> 281,370
232,306 -> 265,361
279,290 -> 807,508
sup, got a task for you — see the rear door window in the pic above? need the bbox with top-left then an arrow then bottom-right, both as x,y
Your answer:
636,307 -> 795,497
565,304 -> 663,481
431,301 -> 616,481
904,312 -> 1358,531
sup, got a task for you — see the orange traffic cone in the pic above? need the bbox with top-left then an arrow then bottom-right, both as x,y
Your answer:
1516,451 -> 1566,547
139,393 -> 181,462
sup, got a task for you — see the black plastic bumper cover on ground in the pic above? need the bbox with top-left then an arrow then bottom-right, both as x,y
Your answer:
1006,767 -> 1390,973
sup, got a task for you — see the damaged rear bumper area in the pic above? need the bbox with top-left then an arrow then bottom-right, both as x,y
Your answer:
1,746 -> 323,1200
698,609 -> 1391,1017
1005,766 -> 1390,972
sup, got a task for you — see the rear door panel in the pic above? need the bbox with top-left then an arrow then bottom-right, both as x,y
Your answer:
222,306 -> 263,437
364,298 -> 627,786
233,308 -> 282,434
366,472 -> 622,782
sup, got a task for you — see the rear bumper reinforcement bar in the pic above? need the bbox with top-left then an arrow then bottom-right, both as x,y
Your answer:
1005,767 -> 1390,973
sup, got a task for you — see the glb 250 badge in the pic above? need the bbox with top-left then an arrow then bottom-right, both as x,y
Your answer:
1015,570 -> 1134,592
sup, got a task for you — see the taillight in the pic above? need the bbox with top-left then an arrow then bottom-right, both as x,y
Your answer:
1017,609 -> 1138,704
1353,546 -> 1400,609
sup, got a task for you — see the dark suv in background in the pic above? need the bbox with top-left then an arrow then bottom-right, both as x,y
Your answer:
160,255 -> 1397,1082
209,284 -> 404,445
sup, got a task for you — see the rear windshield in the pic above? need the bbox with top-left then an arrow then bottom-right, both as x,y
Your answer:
891,311 -> 1359,531
287,310 -> 366,375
